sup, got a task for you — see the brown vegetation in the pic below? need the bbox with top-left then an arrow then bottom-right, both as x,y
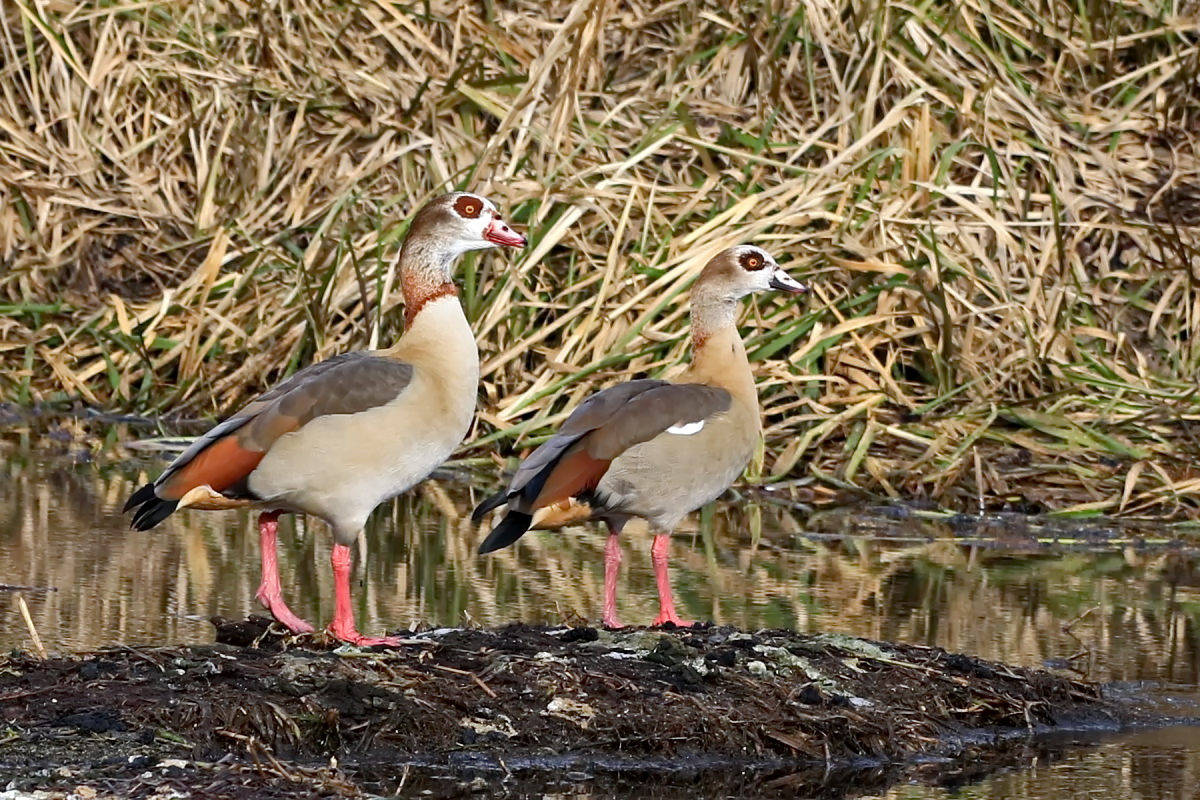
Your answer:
4,1 -> 1200,514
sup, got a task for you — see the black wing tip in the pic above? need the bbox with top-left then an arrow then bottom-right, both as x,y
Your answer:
126,486 -> 179,531
471,489 -> 509,522
477,512 -> 533,554
122,482 -> 158,513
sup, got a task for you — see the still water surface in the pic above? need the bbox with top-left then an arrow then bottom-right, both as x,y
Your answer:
4,436 -> 1200,797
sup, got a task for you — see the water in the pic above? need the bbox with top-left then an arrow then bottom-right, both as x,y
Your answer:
3,431 -> 1200,797
874,724 -> 1200,799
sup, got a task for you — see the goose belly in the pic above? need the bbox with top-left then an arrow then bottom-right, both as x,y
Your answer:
598,427 -> 754,531
247,397 -> 471,538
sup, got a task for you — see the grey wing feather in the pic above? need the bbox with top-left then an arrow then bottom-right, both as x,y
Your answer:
505,380 -> 669,494
154,352 -> 415,486
583,382 -> 731,459
503,379 -> 731,506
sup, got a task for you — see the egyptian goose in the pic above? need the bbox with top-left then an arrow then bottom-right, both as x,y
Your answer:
125,192 -> 527,646
473,245 -> 805,628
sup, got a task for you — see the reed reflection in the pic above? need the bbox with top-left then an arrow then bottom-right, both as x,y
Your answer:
1,446 -> 1198,687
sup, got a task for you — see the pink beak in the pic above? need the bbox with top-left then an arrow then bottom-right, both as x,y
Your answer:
484,217 -> 527,248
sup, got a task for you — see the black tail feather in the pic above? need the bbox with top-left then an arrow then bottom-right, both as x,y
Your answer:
471,489 -> 509,522
123,482 -> 158,513
126,484 -> 179,531
477,512 -> 533,554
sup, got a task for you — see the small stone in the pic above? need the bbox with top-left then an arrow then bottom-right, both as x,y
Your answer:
559,626 -> 598,644
668,663 -> 705,690
643,635 -> 691,667
706,648 -> 737,668
753,644 -> 815,677
728,633 -> 759,649
797,684 -> 823,705
60,711 -> 126,733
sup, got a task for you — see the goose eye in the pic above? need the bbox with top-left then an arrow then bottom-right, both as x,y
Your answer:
454,196 -> 482,218
739,252 -> 765,270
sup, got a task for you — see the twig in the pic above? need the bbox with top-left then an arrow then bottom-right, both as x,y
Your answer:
16,593 -> 47,660
471,674 -> 498,699
0,686 -> 60,702
974,447 -> 985,515
428,663 -> 498,698
1062,606 -> 1099,638
1060,606 -> 1099,677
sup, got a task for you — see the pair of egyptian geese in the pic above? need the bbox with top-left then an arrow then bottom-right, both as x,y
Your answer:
125,192 -> 807,645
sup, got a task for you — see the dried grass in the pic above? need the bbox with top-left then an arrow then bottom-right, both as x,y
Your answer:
4,0 -> 1200,515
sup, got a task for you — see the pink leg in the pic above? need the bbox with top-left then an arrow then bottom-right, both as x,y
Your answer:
650,534 -> 692,628
602,526 -> 624,630
255,511 -> 315,634
327,543 -> 402,647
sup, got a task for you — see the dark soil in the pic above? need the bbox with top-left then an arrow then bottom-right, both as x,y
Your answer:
0,621 -> 1127,798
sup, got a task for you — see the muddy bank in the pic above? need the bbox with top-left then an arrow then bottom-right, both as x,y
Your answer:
0,622 -> 1131,798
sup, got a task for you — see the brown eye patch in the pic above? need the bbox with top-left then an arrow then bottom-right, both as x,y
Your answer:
738,251 -> 766,270
454,195 -> 483,219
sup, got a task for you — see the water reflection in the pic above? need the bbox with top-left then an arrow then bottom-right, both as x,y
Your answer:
877,722 -> 1200,800
6,434 -> 1200,798
1,440 -> 1200,691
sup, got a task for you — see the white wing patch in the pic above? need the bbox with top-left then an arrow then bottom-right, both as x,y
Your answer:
666,420 -> 705,436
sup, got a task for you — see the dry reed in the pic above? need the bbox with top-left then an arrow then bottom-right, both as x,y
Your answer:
15,592 -> 47,659
4,1 -> 1200,515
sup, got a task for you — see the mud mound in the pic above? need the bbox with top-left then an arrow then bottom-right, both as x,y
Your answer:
0,623 -> 1118,798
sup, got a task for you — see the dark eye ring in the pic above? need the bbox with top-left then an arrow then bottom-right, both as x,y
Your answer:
739,250 -> 766,270
454,195 -> 484,218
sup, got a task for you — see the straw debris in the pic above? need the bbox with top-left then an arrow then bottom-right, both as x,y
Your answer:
0,624 -> 1119,796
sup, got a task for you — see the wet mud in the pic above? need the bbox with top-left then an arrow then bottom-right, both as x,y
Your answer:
0,622 -> 1135,798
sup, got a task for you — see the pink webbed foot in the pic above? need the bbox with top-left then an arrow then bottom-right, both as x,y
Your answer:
651,610 -> 694,628
256,511 -> 316,634
328,542 -> 402,647
256,588 -> 316,635
601,613 -> 626,630
649,533 -> 692,629
325,621 -> 404,648
601,527 -> 625,630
